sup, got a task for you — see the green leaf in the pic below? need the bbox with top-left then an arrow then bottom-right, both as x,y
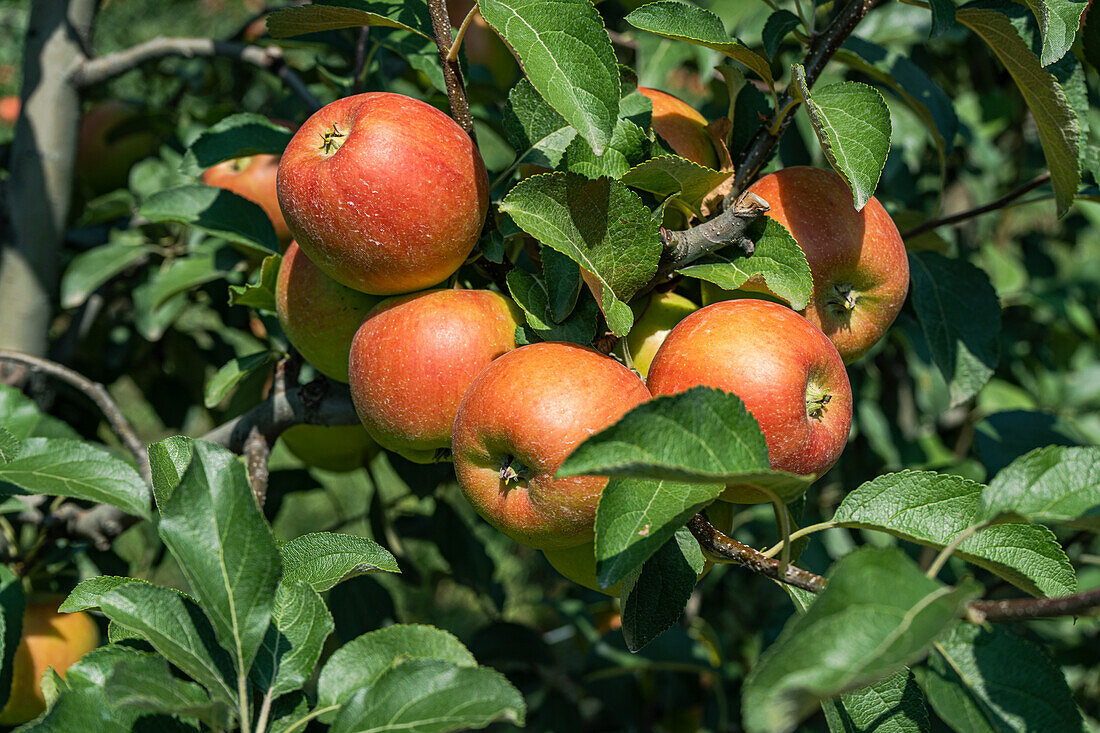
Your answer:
499,172 -> 661,336
506,268 -> 600,344
98,583 -> 238,706
330,658 -> 526,733
621,155 -> 733,216
792,65 -> 891,211
252,580 -> 334,699
908,251 -> 1001,407
140,184 -> 278,256
60,576 -> 156,612
957,6 -> 1079,215
146,248 -> 230,309
542,246 -> 581,322
0,438 -> 151,519
762,10 -> 801,58
619,531 -> 701,652
0,565 -> 24,712
280,532 -> 400,592
626,1 -> 775,93
157,440 -> 281,675
267,0 -> 433,40
929,0 -> 957,36
595,477 -> 723,588
317,624 -> 477,714
821,670 -> 930,733
1018,0 -> 1088,65
185,113 -> 293,169
0,385 -> 79,441
677,218 -> 814,311
564,118 -> 650,180
558,387 -> 815,503
502,79 -> 576,170
915,624 -> 1085,732
479,0 -> 620,155
106,650 -> 234,728
975,410 -> 1083,475
148,435 -> 194,508
981,446 -> 1100,528
0,426 -> 20,465
741,547 -> 982,733
832,470 -> 1076,597
204,351 -> 278,409
228,253 -> 281,312
61,240 -> 152,309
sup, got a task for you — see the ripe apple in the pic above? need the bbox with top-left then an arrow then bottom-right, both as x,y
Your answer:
280,424 -> 378,473
742,166 -> 909,363
647,299 -> 852,503
0,95 -> 19,126
452,342 -> 652,550
0,600 -> 99,725
75,101 -> 158,195
638,87 -> 718,169
349,289 -> 522,463
203,154 -> 292,248
616,290 -> 698,378
277,92 -> 489,295
275,241 -> 380,383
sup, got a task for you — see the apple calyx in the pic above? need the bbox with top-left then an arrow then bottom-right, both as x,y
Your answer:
318,123 -> 347,156
230,156 -> 253,172
805,383 -> 833,421
498,455 -> 531,486
826,283 -> 859,313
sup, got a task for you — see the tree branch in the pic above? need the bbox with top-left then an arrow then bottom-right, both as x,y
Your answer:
244,426 -> 271,508
426,0 -> 475,135
902,172 -> 1052,240
968,588 -> 1100,623
688,513 -> 827,593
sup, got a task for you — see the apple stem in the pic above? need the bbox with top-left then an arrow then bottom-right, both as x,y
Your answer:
318,124 -> 346,155
446,5 -> 480,63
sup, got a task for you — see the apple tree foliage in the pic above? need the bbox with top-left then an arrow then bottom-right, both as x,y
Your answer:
1,0 -> 1100,730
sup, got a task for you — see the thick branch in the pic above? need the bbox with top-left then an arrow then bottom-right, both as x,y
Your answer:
688,513 -> 827,593
426,0 -> 475,135
902,172 -> 1051,240
968,588 -> 1100,623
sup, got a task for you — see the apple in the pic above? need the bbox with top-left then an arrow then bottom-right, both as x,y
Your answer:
616,290 -> 698,378
700,279 -> 789,307
277,92 -> 489,295
638,87 -> 719,169
742,166 -> 909,363
647,299 -> 852,503
280,424 -> 378,473
452,342 -> 652,550
203,154 -> 292,248
75,101 -> 158,195
0,600 -> 99,725
349,289 -> 522,463
0,95 -> 19,126
275,241 -> 380,383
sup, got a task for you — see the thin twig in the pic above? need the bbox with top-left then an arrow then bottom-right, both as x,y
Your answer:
926,522 -> 987,579
426,0 -> 475,135
968,587 -> 1100,622
902,172 -> 1052,240
352,26 -> 370,94
447,5 -> 479,62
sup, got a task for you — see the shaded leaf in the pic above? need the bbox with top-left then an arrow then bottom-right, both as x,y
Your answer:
763,10 -> 801,58
0,566 -> 24,712
621,155 -> 733,216
253,581 -> 334,699
502,79 -> 576,170
280,532 -> 400,592
204,351 -> 278,409
619,532 -> 700,652
981,446 -> 1100,528
185,113 -> 293,169
268,0 -> 432,39
61,240 -> 152,309
822,670 -> 930,733
228,253 -> 281,312
148,435 -> 194,508
140,184 -> 278,256
61,576 -> 157,613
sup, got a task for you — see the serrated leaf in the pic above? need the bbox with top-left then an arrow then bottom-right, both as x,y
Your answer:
564,117 -> 650,179
822,670 -> 930,733
621,155 -> 733,216
981,446 -> 1100,528
542,246 -> 581,321
106,650 -> 234,728
793,65 -> 891,211
619,532 -> 699,651
742,547 -> 981,733
916,624 -> 1085,732
0,566 -> 24,712
0,385 -> 79,441
204,351 -> 278,409
185,113 -> 293,169
762,10 -> 801,59
267,0 -> 433,40
678,217 -> 813,311
1018,0 -> 1087,65
148,435 -> 194,508
558,387 -> 815,503
0,427 -> 20,465
499,172 -> 661,336
61,240 -> 152,309
833,470 -> 1077,597
627,1 -> 775,93
229,253 -> 281,312
0,438 -> 150,519
957,6 -> 1079,215
502,79 -> 577,170
140,184 -> 278,255
157,440 -> 281,676
506,268 -> 600,344
908,251 -> 1002,407
60,576 -> 156,612
280,532 -> 399,592
479,0 -> 619,155
595,476 -> 722,588
252,581 -> 334,699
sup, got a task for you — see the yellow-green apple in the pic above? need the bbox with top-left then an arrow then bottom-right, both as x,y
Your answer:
349,289 -> 522,463
277,92 -> 489,295
742,166 -> 909,362
638,87 -> 718,169
75,101 -> 158,194
280,424 -> 378,472
0,600 -> 99,725
647,299 -> 852,503
0,95 -> 19,126
452,342 -> 651,550
276,241 -> 379,383
616,290 -> 698,377
203,154 -> 292,248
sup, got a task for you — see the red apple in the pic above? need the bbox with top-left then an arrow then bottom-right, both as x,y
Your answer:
203,154 -> 292,248
0,95 -> 19,126
452,342 -> 652,550
638,87 -> 718,169
349,289 -> 522,463
647,299 -> 852,503
276,242 -> 379,383
742,167 -> 909,363
616,290 -> 698,378
277,93 -> 489,295
75,101 -> 158,195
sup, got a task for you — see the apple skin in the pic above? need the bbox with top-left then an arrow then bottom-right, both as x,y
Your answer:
647,299 -> 852,503
75,101 -> 158,195
203,154 -> 292,248
452,342 -> 652,550
616,290 -> 698,378
638,87 -> 718,169
280,424 -> 378,473
276,242 -> 380,383
0,600 -> 99,726
0,95 -> 19,126
277,93 -> 489,296
349,289 -> 522,463
744,167 -> 909,363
